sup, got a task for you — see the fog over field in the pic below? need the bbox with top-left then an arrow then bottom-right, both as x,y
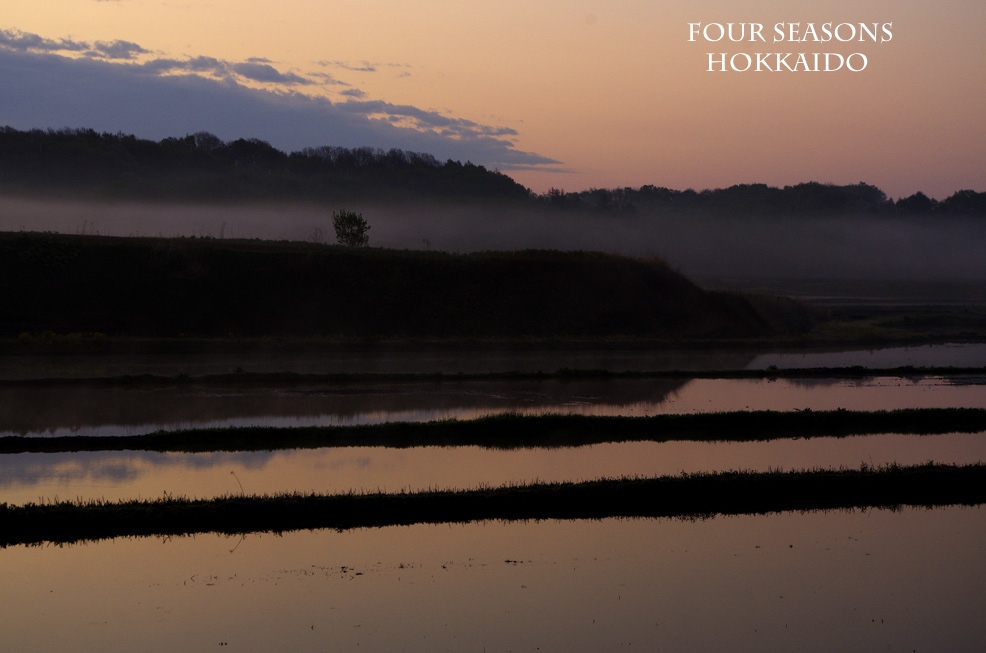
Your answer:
3,196 -> 986,282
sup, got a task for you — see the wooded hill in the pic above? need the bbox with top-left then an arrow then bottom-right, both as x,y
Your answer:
1,126 -> 983,216
0,127 -> 530,202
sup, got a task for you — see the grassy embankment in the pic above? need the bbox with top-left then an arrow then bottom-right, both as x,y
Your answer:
2,463 -> 984,546
0,231 -> 811,341
3,408 -> 986,454
4,229 -> 984,350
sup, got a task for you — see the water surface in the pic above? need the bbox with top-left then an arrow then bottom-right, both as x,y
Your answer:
4,375 -> 985,438
1,508 -> 983,652
4,342 -> 984,381
4,432 -> 984,505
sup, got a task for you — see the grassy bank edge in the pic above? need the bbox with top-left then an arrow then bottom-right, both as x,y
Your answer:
2,463 -> 983,547
4,409 -> 986,454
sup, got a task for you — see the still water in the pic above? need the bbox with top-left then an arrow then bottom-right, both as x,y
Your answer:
4,342 -> 985,380
4,375 -> 986,438
2,343 -> 984,650
2,508 -> 984,652
2,432 -> 985,506
4,365 -> 985,505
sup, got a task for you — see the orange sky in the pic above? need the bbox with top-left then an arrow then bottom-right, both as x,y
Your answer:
1,0 -> 983,198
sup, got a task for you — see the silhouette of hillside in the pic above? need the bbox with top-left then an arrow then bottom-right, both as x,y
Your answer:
538,182 -> 986,218
0,232 -> 813,339
0,127 -> 529,202
1,126 -> 982,215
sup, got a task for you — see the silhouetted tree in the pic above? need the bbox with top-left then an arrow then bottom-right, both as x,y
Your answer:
332,210 -> 370,247
895,192 -> 937,215
193,132 -> 224,152
939,190 -> 986,216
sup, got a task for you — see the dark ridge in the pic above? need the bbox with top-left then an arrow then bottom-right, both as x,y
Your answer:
0,127 -> 530,202
2,127 -> 982,215
2,365 -> 984,389
0,231 -> 813,339
3,409 -> 985,453
2,463 -> 983,546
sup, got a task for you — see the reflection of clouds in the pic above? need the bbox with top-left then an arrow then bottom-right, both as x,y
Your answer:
312,456 -> 374,472
182,451 -> 276,471
0,450 -> 280,488
0,453 -> 139,486
0,447 -> 415,504
5,434 -> 986,508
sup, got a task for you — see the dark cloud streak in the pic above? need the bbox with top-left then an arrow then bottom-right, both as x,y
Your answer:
320,60 -> 379,72
338,100 -> 520,138
91,39 -> 148,60
0,28 -> 87,53
231,62 -> 312,85
0,48 -> 561,170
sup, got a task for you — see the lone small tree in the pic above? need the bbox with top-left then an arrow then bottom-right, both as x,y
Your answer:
332,209 -> 370,247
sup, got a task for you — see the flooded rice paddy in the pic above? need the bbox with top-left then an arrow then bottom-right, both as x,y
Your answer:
6,375 -> 986,439
2,342 -> 985,650
2,509 -> 984,652
3,432 -> 986,506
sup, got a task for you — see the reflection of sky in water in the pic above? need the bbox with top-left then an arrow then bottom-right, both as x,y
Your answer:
3,432 -> 985,506
2,509 -> 984,652
4,376 -> 986,438
4,343 -> 985,381
3,344 -> 985,651
747,342 -> 986,369
0,348 -> 757,380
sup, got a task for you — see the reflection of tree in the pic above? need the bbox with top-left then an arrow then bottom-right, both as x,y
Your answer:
896,192 -> 937,215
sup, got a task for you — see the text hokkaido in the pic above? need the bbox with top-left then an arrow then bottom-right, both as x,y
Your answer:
688,22 -> 894,72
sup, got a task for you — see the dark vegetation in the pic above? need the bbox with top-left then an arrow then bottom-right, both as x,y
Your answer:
546,183 -> 986,217
2,126 -> 983,215
2,463 -> 983,546
4,408 -> 985,454
331,209 -> 370,247
0,231 -> 813,339
0,127 -> 529,202
4,364 -> 984,389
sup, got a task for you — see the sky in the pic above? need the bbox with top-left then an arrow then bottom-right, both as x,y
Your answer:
0,0 -> 983,199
